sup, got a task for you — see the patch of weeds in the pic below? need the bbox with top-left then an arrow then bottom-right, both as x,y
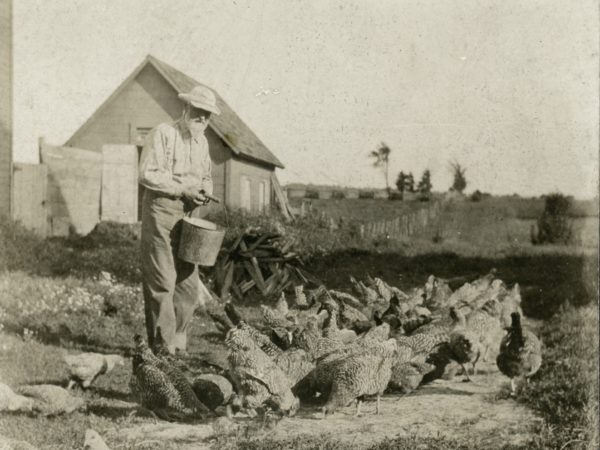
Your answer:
517,304 -> 599,449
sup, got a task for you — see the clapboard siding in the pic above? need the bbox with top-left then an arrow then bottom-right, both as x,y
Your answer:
227,157 -> 273,211
0,0 -> 12,215
67,63 -> 229,207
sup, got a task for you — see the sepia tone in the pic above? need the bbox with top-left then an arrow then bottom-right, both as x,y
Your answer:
0,1 -> 598,449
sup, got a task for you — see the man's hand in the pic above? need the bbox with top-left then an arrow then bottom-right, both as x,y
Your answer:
193,191 -> 210,206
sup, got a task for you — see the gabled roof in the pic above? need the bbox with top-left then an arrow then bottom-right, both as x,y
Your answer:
66,54 -> 284,168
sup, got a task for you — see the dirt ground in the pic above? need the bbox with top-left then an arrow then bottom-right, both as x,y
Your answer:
98,359 -> 541,449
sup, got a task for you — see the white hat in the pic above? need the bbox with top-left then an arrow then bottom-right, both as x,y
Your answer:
178,85 -> 221,115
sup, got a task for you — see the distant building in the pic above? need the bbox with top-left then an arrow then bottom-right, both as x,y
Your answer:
345,188 -> 359,199
0,0 -> 12,216
66,55 -> 284,218
373,189 -> 389,199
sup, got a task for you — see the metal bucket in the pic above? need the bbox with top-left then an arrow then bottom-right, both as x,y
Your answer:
178,217 -> 226,267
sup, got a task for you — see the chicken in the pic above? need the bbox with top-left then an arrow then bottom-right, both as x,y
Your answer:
223,302 -> 283,358
261,294 -> 296,329
424,275 -> 452,309
319,298 -> 358,344
0,383 -> 34,413
17,384 -> 85,416
446,308 -> 482,380
389,355 -> 436,394
226,325 -> 299,416
395,332 -> 449,356
329,289 -> 364,310
319,339 -> 397,417
497,283 -> 524,328
64,352 -> 124,390
274,348 -> 315,388
496,312 -> 542,395
357,322 -> 390,342
292,321 -> 346,361
84,429 -> 111,450
465,305 -> 504,363
129,334 -> 208,421
293,284 -> 308,308
261,295 -> 297,348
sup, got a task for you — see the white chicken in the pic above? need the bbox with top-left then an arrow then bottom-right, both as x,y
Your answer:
63,352 -> 124,389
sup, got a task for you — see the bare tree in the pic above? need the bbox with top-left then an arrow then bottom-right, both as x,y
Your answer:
370,142 -> 392,193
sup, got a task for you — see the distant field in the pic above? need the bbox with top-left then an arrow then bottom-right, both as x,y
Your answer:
288,197 -> 434,222
288,195 -> 599,222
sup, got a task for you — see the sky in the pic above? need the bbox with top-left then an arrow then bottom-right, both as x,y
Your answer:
12,0 -> 600,198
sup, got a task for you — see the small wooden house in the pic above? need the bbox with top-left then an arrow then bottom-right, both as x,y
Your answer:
66,55 -> 284,218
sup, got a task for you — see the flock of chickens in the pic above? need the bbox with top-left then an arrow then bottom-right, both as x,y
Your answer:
65,271 -> 543,423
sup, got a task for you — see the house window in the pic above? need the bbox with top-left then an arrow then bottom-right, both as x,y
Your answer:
136,127 -> 152,147
258,180 -> 269,212
240,176 -> 251,211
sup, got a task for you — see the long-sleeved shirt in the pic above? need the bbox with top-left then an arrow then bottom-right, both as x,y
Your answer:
139,120 -> 213,198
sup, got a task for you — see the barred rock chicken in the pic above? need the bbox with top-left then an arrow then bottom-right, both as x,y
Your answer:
129,334 -> 209,421
389,350 -> 436,394
319,339 -> 397,417
64,352 -> 124,390
319,298 -> 358,344
261,294 -> 297,348
446,308 -> 482,380
358,321 -> 390,342
329,289 -> 364,310
223,302 -> 283,358
465,304 -> 504,363
496,312 -> 542,395
424,275 -> 452,310
395,331 -> 449,356
226,325 -> 299,416
497,284 -> 524,328
293,321 -> 346,361
274,348 -> 315,388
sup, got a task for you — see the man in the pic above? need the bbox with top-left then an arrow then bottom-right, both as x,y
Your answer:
139,85 -> 220,354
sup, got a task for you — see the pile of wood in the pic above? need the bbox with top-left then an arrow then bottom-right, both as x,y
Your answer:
213,231 -> 319,300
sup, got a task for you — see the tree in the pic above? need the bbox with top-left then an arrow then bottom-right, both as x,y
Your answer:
449,161 -> 467,193
417,169 -> 432,201
534,193 -> 573,244
396,171 -> 407,199
370,142 -> 392,193
405,172 -> 415,193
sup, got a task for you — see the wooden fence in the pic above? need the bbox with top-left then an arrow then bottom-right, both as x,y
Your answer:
360,201 -> 441,238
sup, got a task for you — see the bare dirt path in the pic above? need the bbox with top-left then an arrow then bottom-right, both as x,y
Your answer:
109,360 -> 541,449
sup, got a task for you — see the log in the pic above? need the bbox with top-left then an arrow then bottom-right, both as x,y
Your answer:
192,374 -> 233,411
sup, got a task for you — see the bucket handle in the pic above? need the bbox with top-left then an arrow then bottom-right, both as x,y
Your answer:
186,192 -> 230,229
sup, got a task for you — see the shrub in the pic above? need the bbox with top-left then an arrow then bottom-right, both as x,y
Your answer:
305,189 -> 319,199
470,190 -> 483,202
534,193 -> 573,244
359,190 -> 375,199
388,190 -> 404,201
331,190 -> 345,199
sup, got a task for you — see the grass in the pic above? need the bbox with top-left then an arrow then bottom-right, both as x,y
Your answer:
518,304 -> 599,449
0,195 -> 597,449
